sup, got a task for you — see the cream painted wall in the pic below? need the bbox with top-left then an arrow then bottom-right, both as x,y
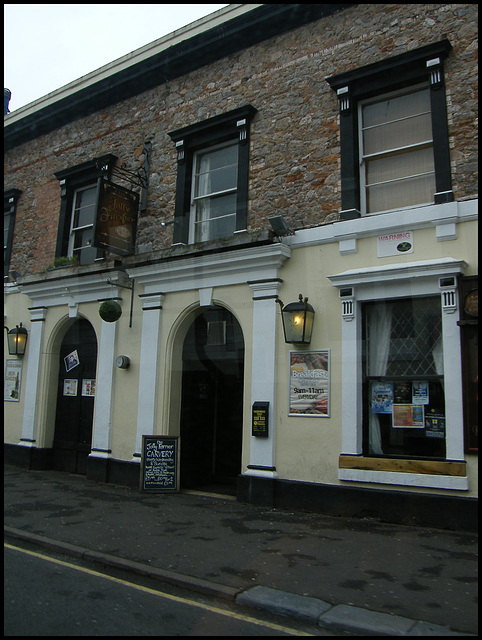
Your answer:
4,288 -> 31,443
271,217 -> 478,493
4,216 -> 478,497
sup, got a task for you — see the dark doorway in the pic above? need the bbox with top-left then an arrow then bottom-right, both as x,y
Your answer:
180,308 -> 244,492
53,319 -> 97,474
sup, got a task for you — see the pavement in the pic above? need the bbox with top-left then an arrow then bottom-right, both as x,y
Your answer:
4,465 -> 478,636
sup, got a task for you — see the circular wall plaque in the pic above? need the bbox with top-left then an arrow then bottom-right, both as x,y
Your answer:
463,289 -> 478,317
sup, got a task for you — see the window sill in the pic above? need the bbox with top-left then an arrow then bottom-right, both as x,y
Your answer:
338,455 -> 468,490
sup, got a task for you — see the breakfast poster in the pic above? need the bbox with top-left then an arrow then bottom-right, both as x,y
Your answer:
289,350 -> 330,417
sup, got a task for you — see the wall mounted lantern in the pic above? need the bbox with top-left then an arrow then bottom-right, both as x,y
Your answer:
277,294 -> 315,344
4,323 -> 28,356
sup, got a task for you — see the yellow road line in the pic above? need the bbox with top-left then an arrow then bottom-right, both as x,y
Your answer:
4,542 -> 314,636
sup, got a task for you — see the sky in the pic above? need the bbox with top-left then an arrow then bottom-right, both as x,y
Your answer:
4,4 -> 229,112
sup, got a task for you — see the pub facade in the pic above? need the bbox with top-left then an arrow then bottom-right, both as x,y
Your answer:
4,4 -> 478,528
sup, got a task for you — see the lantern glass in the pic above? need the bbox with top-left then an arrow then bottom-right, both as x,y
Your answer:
281,296 -> 315,344
7,323 -> 28,356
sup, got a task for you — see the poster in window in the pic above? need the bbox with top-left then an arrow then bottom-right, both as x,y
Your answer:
64,350 -> 80,372
393,382 -> 411,404
412,381 -> 429,405
82,379 -> 96,397
4,359 -> 22,402
425,409 -> 445,439
371,382 -> 393,414
289,350 -> 330,416
63,379 -> 78,396
93,179 -> 139,256
393,404 -> 424,428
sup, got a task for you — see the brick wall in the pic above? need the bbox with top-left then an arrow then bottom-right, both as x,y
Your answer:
4,3 -> 477,275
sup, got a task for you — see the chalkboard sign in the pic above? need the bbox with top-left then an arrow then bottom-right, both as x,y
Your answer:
140,435 -> 180,492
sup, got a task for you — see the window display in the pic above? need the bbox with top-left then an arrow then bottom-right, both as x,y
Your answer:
363,296 -> 445,458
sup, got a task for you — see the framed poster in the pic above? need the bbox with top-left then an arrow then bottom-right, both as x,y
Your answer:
393,404 -> 424,428
82,379 -> 96,396
64,350 -> 80,372
4,359 -> 22,402
289,350 -> 330,417
63,379 -> 78,396
371,381 -> 394,414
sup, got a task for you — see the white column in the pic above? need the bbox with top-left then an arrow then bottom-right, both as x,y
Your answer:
340,298 -> 363,455
133,292 -> 164,458
20,307 -> 47,446
246,280 -> 282,478
441,298 -> 465,461
90,315 -> 117,457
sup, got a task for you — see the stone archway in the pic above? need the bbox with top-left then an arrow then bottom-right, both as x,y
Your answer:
52,318 -> 98,474
179,306 -> 244,492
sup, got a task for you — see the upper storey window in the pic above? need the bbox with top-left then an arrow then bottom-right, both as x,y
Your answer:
327,40 -> 453,220
55,155 -> 117,265
4,188 -> 21,277
360,86 -> 435,214
191,142 -> 239,244
169,106 -> 257,246
68,185 -> 102,265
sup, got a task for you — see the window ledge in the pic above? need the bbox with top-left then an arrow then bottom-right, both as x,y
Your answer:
338,455 -> 468,490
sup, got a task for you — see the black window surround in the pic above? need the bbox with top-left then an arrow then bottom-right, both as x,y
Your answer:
326,39 -> 453,220
4,188 -> 22,277
54,154 -> 117,260
168,105 -> 257,246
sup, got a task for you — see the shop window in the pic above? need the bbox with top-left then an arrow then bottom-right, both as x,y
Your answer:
168,105 -> 257,246
329,258 -> 468,489
363,297 -> 446,459
327,39 -> 453,220
54,154 -> 117,265
4,188 -> 21,276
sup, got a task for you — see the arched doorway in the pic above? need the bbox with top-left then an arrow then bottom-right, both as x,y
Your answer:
180,307 -> 244,492
53,318 -> 97,474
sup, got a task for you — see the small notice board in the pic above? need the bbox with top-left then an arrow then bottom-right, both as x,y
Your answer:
140,435 -> 180,492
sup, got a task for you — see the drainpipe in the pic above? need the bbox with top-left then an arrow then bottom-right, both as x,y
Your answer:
4,88 -> 11,115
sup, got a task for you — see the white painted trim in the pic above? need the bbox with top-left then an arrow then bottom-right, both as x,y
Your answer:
134,293 -> 164,455
20,307 -> 47,444
244,468 -> 279,479
285,199 -> 477,252
19,270 -> 127,307
328,257 -> 467,288
128,243 -> 291,293
91,316 -> 117,453
247,280 -> 283,473
338,468 -> 469,491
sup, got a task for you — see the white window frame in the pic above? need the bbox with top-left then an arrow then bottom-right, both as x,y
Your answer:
189,141 -> 238,244
358,84 -> 435,216
67,184 -> 101,262
328,258 -> 468,490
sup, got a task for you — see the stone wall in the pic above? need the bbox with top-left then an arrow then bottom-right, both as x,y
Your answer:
4,3 -> 478,275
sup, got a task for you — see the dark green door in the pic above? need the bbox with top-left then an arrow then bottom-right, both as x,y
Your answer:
180,309 -> 244,490
53,319 -> 97,474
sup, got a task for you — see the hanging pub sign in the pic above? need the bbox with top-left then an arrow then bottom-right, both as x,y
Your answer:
93,179 -> 139,256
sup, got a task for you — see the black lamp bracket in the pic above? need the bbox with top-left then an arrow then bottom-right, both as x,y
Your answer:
106,274 -> 134,328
